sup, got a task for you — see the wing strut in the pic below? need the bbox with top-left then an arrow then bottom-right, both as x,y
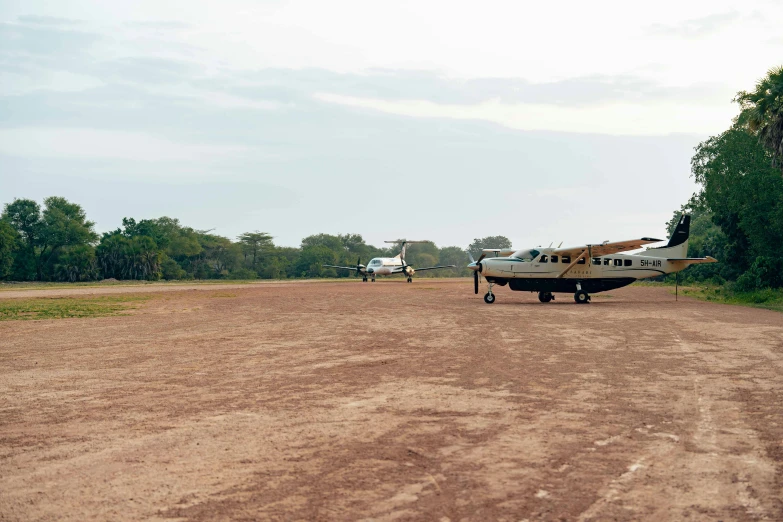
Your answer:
557,250 -> 588,278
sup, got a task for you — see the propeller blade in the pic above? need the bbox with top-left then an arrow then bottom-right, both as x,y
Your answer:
467,251 -> 475,264
474,271 -> 479,294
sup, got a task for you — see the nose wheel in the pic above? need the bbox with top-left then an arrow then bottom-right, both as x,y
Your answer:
538,291 -> 554,303
483,280 -> 496,304
407,277 -> 412,283
362,276 -> 368,282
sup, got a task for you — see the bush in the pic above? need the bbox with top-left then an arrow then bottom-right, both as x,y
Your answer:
227,268 -> 257,280
161,256 -> 186,280
735,256 -> 783,291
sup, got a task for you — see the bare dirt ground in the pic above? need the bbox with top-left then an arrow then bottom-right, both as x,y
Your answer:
1,281 -> 782,521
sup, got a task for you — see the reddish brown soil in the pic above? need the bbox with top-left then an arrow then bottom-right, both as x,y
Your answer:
1,281 -> 782,521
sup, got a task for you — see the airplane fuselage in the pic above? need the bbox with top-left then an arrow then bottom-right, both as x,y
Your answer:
479,248 -> 687,294
366,257 -> 405,277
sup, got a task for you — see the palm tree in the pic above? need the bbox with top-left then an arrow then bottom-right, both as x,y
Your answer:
735,65 -> 783,171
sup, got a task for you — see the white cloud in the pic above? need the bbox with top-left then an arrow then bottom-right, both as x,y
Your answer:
314,93 -> 735,136
0,128 -> 251,162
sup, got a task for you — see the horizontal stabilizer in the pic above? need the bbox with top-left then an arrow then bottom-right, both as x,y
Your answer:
667,256 -> 717,264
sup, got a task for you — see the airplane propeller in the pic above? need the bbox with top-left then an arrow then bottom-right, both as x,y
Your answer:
467,252 -> 484,294
355,257 -> 365,276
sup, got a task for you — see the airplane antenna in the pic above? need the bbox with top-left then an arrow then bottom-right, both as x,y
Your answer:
548,242 -> 552,248
557,241 -> 563,248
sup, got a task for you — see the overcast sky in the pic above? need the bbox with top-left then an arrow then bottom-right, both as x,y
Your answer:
1,0 -> 781,249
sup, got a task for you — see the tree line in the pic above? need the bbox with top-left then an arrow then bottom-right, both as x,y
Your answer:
0,199 -> 510,282
668,65 -> 783,291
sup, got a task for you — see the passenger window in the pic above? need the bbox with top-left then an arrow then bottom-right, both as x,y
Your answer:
592,258 -> 601,265
539,255 -> 548,263
604,258 -> 610,266
551,255 -> 558,263
562,256 -> 571,263
624,259 -> 632,267
577,258 -> 586,265
614,259 -> 622,266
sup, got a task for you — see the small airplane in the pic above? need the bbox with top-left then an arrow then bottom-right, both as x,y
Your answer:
468,214 -> 716,304
324,240 -> 456,283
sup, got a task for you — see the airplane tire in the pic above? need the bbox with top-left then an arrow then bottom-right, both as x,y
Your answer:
407,277 -> 412,283
484,293 -> 495,304
538,291 -> 553,303
574,290 -> 590,304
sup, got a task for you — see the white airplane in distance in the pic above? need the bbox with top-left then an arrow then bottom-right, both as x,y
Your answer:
468,214 -> 717,304
324,240 -> 456,283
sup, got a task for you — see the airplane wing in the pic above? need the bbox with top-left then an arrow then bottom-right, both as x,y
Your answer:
553,238 -> 663,258
476,248 -> 516,262
481,248 -> 516,257
322,264 -> 361,271
390,265 -> 456,273
411,265 -> 457,272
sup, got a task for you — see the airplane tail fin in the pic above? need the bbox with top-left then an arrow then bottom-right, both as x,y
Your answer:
644,214 -> 690,259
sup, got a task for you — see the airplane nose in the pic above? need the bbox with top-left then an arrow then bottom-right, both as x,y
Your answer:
467,262 -> 482,273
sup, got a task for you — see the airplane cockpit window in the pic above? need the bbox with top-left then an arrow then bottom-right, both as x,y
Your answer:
539,255 -> 548,263
370,259 -> 381,266
512,249 -> 540,261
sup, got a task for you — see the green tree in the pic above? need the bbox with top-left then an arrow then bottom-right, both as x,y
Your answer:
237,231 -> 274,271
0,220 -> 17,279
295,245 -> 335,278
691,126 -> 783,281
301,233 -> 343,252
96,234 -> 161,280
2,199 -> 41,280
438,246 -> 470,277
467,236 -> 512,259
2,197 -> 98,280
160,255 -> 187,280
735,65 -> 783,171
53,245 -> 98,282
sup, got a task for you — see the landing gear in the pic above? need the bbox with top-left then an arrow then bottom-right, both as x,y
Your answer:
574,290 -> 590,304
407,277 -> 412,283
538,291 -> 554,303
483,280 -> 496,304
362,276 -> 368,282
371,278 -> 376,282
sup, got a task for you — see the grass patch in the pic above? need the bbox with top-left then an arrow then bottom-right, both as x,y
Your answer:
680,286 -> 783,313
0,295 -> 151,321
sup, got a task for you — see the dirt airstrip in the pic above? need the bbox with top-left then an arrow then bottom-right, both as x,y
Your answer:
1,280 -> 782,521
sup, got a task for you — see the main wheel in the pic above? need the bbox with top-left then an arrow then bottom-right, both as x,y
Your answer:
362,276 -> 367,282
484,292 -> 496,304
574,290 -> 590,304
372,278 -> 376,282
538,291 -> 553,303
